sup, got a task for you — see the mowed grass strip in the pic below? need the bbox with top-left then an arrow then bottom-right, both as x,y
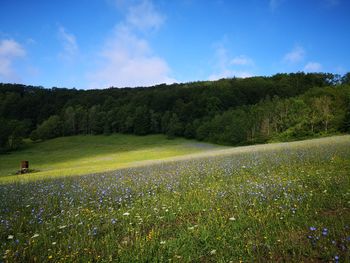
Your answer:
0,134 -> 223,183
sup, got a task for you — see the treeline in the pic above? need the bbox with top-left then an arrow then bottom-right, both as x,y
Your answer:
0,72 -> 349,152
196,86 -> 350,144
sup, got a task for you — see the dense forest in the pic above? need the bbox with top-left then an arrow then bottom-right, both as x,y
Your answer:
1,72 -> 349,152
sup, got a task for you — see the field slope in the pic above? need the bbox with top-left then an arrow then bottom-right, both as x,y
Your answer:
0,134 -> 224,183
0,135 -> 349,262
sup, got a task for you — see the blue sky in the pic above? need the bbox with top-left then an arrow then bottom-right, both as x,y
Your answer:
0,0 -> 349,89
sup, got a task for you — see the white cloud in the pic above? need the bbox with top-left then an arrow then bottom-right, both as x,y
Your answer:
208,43 -> 254,80
0,39 -> 26,57
230,55 -> 254,66
304,62 -> 322,72
109,0 -> 165,32
0,39 -> 26,82
214,45 -> 230,70
209,70 -> 252,80
283,46 -> 305,63
88,1 -> 175,88
58,26 -> 78,61
126,0 -> 165,32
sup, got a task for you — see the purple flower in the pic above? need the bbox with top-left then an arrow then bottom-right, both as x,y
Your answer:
322,228 -> 328,236
334,255 -> 339,262
309,226 -> 316,231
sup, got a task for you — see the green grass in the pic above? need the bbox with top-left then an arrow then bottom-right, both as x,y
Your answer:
0,135 -> 349,262
0,134 -> 223,183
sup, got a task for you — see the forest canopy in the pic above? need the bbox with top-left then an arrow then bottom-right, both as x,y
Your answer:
0,72 -> 349,152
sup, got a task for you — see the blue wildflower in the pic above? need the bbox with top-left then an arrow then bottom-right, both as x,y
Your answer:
309,226 -> 316,231
322,228 -> 328,236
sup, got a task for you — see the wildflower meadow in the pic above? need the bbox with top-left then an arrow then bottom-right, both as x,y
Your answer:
1,135 -> 349,262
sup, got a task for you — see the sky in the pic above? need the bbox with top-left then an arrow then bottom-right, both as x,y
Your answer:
0,0 -> 349,89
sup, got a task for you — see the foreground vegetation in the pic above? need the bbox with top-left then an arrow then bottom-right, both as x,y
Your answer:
0,134 -> 222,183
1,135 -> 349,262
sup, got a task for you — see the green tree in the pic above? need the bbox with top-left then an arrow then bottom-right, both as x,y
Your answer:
62,106 -> 76,135
7,120 -> 27,150
0,119 -> 28,152
89,105 -> 104,134
166,113 -> 183,138
133,106 -> 150,135
161,111 -> 171,134
221,109 -> 250,145
312,96 -> 334,133
341,90 -> 350,132
341,72 -> 350,85
30,115 -> 62,141
0,118 -> 11,152
75,106 -> 89,134
149,110 -> 161,133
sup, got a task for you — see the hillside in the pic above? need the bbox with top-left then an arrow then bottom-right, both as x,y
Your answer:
0,135 -> 349,261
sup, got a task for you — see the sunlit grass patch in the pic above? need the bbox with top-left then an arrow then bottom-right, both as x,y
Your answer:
0,134 -> 224,183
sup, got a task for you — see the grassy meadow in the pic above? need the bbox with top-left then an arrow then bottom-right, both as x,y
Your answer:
0,134 -> 223,184
0,135 -> 350,262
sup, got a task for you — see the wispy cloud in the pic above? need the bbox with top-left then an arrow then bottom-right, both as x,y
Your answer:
89,0 -> 175,88
0,39 -> 26,82
283,45 -> 305,63
304,62 -> 322,72
126,0 -> 165,32
208,43 -> 254,80
269,0 -> 285,11
230,55 -> 254,66
89,25 -> 175,88
58,26 -> 78,61
209,70 -> 252,81
109,0 -> 165,32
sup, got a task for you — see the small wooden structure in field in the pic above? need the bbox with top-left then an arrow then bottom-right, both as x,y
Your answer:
20,160 -> 29,174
